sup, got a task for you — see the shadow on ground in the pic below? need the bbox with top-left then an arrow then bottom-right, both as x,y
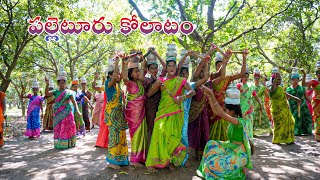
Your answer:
1,123 -> 320,180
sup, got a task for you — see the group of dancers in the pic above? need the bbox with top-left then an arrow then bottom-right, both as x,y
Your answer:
0,44 -> 319,179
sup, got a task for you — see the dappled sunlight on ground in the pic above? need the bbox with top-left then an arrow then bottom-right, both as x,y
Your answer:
248,134 -> 320,180
1,121 -> 320,179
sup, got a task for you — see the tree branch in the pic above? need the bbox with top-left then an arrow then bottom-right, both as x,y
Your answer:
128,0 -> 149,21
0,1 -> 13,50
256,39 -> 290,73
0,70 -> 6,81
221,0 -> 293,47
207,0 -> 216,30
32,40 -> 56,64
52,41 -> 68,53
175,0 -> 203,43
215,0 -> 246,32
303,6 -> 319,31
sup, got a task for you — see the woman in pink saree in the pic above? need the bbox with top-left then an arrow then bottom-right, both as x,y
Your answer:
21,81 -> 44,139
122,52 -> 148,167
45,68 -> 81,149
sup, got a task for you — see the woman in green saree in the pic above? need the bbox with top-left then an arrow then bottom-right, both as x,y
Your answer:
237,68 -> 263,140
252,68 -> 272,136
287,70 -> 312,136
146,60 -> 195,172
197,84 -> 252,180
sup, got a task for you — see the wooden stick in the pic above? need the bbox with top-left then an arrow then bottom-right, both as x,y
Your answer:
232,51 -> 244,54
192,54 -> 204,59
259,109 -> 262,125
210,42 -> 225,56
298,103 -> 301,118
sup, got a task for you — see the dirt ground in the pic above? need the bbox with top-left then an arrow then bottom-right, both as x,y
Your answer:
0,116 -> 320,180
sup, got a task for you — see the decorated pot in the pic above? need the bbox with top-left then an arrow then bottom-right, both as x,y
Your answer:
167,44 -> 176,50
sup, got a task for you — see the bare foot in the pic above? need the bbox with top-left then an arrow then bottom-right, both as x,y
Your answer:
147,167 -> 158,173
184,161 -> 190,168
130,162 -> 143,167
109,164 -> 121,170
169,164 -> 176,171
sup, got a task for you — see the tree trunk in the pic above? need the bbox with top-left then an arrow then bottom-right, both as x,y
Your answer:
20,97 -> 26,116
0,79 -> 10,92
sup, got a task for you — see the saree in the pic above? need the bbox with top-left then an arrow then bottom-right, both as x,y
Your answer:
43,95 -> 54,130
310,80 -> 320,141
270,86 -> 295,144
264,88 -> 273,123
105,80 -> 129,165
145,78 -> 162,150
306,89 -> 314,124
74,91 -> 85,135
197,118 -> 252,180
188,88 -> 210,159
25,94 -> 43,138
52,89 -> 77,149
146,76 -> 187,168
180,82 -> 196,166
287,85 -> 312,135
96,90 -> 109,148
0,92 -> 5,146
207,76 -> 231,141
237,83 -> 256,140
82,90 -> 92,130
92,92 -> 104,126
253,84 -> 272,135
124,80 -> 147,163
145,70 -> 167,149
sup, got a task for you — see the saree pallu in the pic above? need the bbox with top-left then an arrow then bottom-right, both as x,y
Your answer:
146,76 -> 187,168
253,85 -> 272,135
92,93 -> 104,126
310,80 -> 320,141
53,90 -> 77,149
0,92 -> 5,146
180,82 -> 196,166
197,118 -> 252,180
96,92 -> 109,148
188,88 -> 209,159
105,81 -> 129,165
287,85 -> 312,135
238,83 -> 256,140
125,80 -> 147,163
25,94 -> 43,137
264,88 -> 273,123
74,92 -> 85,135
206,77 -> 231,141
43,96 -> 54,130
270,86 -> 295,144
306,89 -> 314,124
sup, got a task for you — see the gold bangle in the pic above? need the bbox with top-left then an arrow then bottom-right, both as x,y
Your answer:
213,102 -> 219,106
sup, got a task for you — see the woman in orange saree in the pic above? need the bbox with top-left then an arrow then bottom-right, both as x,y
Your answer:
207,50 -> 247,141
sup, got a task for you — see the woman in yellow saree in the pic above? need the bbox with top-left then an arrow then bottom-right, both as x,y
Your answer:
269,72 -> 299,144
146,60 -> 195,172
